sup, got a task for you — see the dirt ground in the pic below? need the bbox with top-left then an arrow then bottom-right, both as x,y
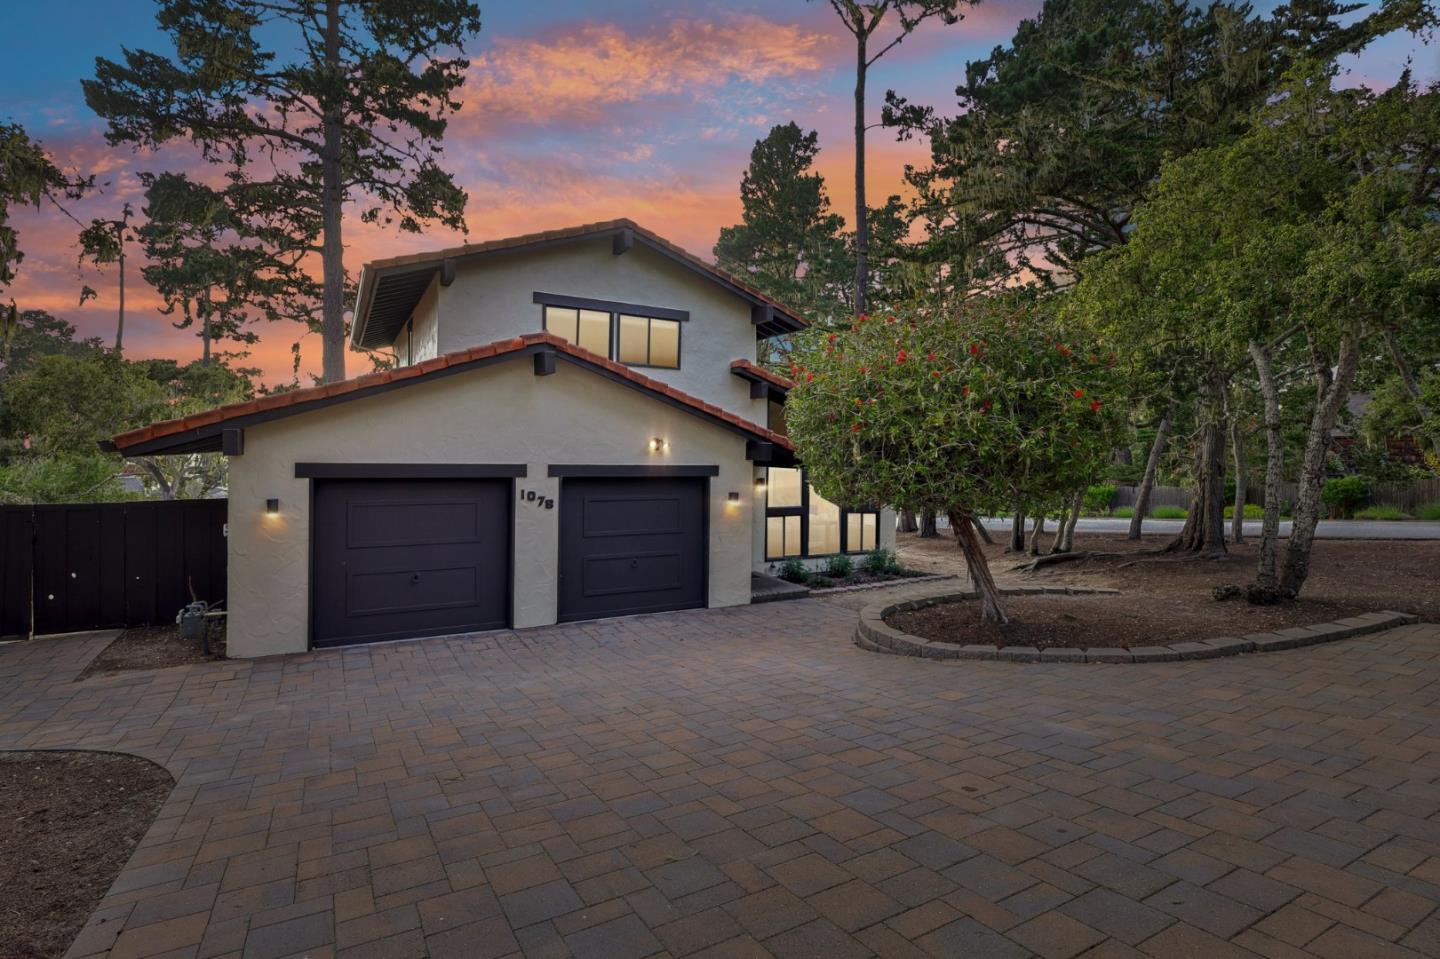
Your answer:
0,752 -> 173,959
77,623 -> 226,679
891,531 -> 1440,649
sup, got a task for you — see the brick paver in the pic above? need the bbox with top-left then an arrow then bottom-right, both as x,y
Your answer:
0,593 -> 1436,959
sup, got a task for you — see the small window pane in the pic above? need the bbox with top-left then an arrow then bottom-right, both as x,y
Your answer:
544,306 -> 578,343
618,314 -> 649,364
767,468 -> 801,509
766,516 -> 801,559
862,513 -> 877,551
786,516 -> 801,556
649,319 -> 679,368
847,514 -> 862,552
807,487 -> 840,556
577,309 -> 610,355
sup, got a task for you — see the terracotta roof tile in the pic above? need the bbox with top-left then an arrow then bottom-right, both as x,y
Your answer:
110,331 -> 792,453
729,359 -> 795,391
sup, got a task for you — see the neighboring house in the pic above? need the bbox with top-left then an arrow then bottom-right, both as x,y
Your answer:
107,219 -> 894,657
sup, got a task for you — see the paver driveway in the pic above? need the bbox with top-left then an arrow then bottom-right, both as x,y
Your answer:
2,591 -> 1438,959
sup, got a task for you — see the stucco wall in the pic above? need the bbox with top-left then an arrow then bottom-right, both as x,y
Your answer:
433,239 -> 767,424
226,358 -> 759,658
393,275 -> 440,364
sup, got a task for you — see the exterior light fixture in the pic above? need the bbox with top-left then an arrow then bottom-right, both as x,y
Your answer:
727,491 -> 741,502
265,498 -> 280,516
649,437 -> 668,453
754,476 -> 767,492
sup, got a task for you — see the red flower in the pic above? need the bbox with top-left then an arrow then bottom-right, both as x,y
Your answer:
962,385 -> 971,397
969,343 -> 979,354
1058,345 -> 1071,356
858,313 -> 869,323
806,372 -> 814,382
984,400 -> 993,411
927,350 -> 937,362
896,350 -> 908,363
885,315 -> 897,324
851,422 -> 862,432
828,333 -> 838,343
1073,388 -> 1085,399
1090,399 -> 1103,412
859,365 -> 869,374
931,370 -> 941,378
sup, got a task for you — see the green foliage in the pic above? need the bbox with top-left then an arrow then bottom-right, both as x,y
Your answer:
0,122 -> 91,289
1321,476 -> 1370,517
824,554 -> 855,579
1354,504 -> 1409,520
1152,506 -> 1188,519
807,575 -> 835,589
1414,503 -> 1440,521
862,549 -> 902,576
0,453 -> 138,505
785,295 -> 1125,534
777,558 -> 808,583
714,123 -> 848,323
1083,484 -> 1116,515
1224,503 -> 1266,519
1112,506 -> 1135,518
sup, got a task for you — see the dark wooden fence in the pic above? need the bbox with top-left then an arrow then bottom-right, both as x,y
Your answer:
1114,478 -> 1440,514
0,499 -> 226,639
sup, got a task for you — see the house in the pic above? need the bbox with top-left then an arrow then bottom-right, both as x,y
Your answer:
107,220 -> 895,657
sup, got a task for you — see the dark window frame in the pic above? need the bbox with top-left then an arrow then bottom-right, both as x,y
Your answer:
533,291 -> 685,370
764,466 -> 880,560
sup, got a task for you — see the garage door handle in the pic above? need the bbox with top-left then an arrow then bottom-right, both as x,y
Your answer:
411,573 -> 421,584
630,559 -> 638,568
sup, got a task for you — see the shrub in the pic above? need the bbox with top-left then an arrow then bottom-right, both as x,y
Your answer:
1223,503 -> 1265,519
1354,505 -> 1410,521
1321,476 -> 1369,518
824,555 -> 855,579
1415,502 -> 1440,521
862,549 -> 900,575
807,575 -> 835,589
1083,484 -> 1116,515
777,558 -> 808,583
1152,505 -> 1187,519
1112,506 -> 1135,518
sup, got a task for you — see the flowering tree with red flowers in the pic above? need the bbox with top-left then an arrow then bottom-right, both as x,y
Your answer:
784,295 -> 1124,622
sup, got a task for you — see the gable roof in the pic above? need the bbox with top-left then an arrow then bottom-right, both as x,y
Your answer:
350,218 -> 809,350
106,332 -> 794,457
729,359 -> 795,396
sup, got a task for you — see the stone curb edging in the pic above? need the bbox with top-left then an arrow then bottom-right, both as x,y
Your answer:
854,587 -> 1420,663
809,572 -> 956,596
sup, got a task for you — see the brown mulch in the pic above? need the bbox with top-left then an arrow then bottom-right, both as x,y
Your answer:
0,752 -> 173,959
890,532 -> 1440,650
78,623 -> 226,679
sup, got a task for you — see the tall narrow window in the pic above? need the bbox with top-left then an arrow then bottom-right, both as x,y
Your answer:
807,486 -> 841,556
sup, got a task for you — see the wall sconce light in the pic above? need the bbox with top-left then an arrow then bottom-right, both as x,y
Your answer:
727,491 -> 741,502
754,476 -> 767,492
648,437 -> 669,453
265,498 -> 280,516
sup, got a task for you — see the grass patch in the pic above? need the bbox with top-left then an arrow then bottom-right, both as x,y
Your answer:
1224,503 -> 1267,519
1414,502 -> 1440,521
1152,506 -> 1188,519
1111,507 -> 1134,518
1354,504 -> 1411,521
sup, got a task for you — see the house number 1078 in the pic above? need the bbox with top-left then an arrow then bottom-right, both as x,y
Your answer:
519,489 -> 554,510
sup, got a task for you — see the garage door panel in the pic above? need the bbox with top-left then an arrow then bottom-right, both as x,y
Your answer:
581,550 -> 683,597
347,499 -> 481,548
313,479 -> 509,646
582,495 -> 682,537
559,477 -> 705,622
348,565 -> 479,616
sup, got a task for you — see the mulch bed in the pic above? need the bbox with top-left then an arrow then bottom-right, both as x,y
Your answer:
0,752 -> 173,959
805,568 -> 931,590
78,623 -> 226,679
890,533 -> 1440,649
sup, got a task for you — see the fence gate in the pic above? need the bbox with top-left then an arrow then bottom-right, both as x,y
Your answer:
0,499 -> 227,639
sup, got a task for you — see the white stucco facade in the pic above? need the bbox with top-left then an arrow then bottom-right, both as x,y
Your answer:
227,358 -> 759,658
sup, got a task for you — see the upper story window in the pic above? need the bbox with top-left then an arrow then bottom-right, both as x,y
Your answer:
534,292 -> 686,370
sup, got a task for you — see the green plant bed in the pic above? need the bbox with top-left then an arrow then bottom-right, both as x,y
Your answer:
1152,506 -> 1188,519
1224,504 -> 1266,519
1414,503 -> 1440,521
1112,507 -> 1134,518
1354,505 -> 1411,521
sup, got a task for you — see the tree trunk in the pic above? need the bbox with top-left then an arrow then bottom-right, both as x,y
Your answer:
951,510 -> 1007,623
1061,487 -> 1083,552
919,509 -> 938,538
852,27 -> 868,314
899,509 -> 918,533
973,518 -> 994,545
1281,332 -> 1361,597
1250,340 -> 1284,592
1009,509 -> 1025,552
319,0 -> 347,384
114,221 -> 125,353
1230,418 -> 1246,545
1383,327 -> 1439,457
1168,377 -> 1227,558
1028,514 -> 1045,556
1129,401 -> 1173,540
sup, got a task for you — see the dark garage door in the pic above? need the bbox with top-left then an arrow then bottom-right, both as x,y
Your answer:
558,477 -> 707,623
312,479 -> 511,647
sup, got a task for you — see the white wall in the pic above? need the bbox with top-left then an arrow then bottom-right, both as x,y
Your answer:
433,239 -> 767,424
392,275 -> 440,364
226,358 -> 760,657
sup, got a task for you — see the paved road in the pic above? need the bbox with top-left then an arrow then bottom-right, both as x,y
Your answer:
973,516 -> 1440,540
3,592 -> 1436,959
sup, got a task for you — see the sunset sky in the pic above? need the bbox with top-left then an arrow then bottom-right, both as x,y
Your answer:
2,0 -> 1433,384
